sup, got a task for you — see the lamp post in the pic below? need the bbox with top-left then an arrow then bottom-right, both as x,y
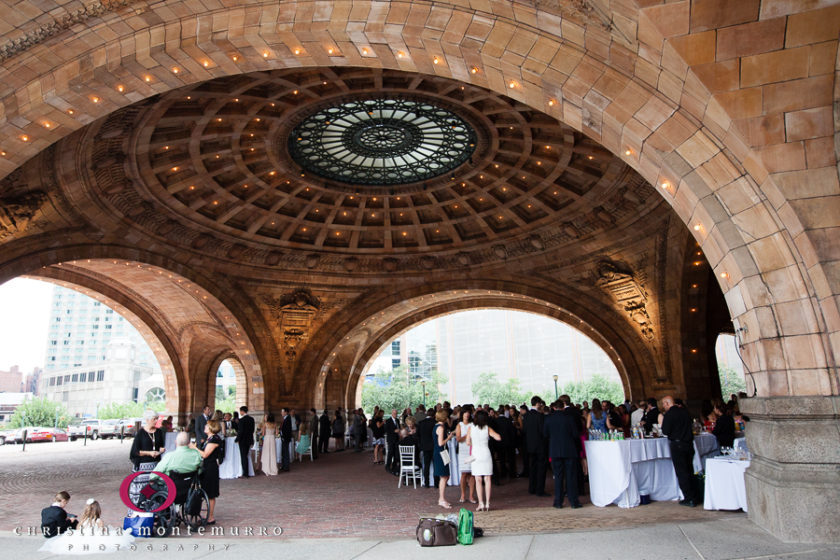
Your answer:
553,375 -> 559,400
421,380 -> 427,407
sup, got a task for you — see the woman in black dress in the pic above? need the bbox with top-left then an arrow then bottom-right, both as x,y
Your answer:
129,413 -> 166,470
192,420 -> 222,524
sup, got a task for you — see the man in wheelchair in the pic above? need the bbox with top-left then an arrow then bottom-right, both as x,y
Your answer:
146,432 -> 209,532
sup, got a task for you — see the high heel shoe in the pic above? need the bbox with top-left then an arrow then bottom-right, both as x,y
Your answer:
476,503 -> 485,512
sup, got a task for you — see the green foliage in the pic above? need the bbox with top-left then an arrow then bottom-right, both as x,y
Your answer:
361,365 -> 448,412
470,372 -> 529,408
718,365 -> 746,401
557,374 -> 625,406
144,399 -> 167,413
98,401 -> 145,419
8,396 -> 71,428
215,387 -> 236,414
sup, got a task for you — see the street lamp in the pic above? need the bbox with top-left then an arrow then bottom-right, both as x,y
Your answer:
553,375 -> 559,400
421,380 -> 427,407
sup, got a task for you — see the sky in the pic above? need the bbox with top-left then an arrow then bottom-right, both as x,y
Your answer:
0,277 -> 53,372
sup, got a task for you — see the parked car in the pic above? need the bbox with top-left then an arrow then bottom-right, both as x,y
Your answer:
15,427 -> 69,443
0,429 -> 17,445
101,419 -> 122,438
118,418 -> 141,437
78,419 -> 111,440
68,423 -> 85,441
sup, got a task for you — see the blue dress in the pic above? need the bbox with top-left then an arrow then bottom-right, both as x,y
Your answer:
432,423 -> 449,477
590,412 -> 607,432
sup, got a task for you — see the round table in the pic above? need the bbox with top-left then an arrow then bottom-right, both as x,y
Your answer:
219,436 -> 255,479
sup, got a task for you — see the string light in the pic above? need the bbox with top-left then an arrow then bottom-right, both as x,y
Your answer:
116,85 -> 125,93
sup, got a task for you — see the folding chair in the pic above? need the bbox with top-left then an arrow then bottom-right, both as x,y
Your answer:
398,445 -> 422,488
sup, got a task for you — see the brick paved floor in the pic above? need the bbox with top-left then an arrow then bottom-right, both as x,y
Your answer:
0,439 -> 743,539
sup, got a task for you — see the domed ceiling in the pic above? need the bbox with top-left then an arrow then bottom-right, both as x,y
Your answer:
77,67 -> 663,271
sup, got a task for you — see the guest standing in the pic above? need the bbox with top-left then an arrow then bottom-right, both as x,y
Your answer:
661,395 -> 697,506
194,405 -> 211,447
587,398 -> 607,434
192,420 -> 222,524
371,410 -> 386,464
280,408 -> 292,471
455,409 -> 476,503
332,410 -> 345,452
319,410 -> 331,454
418,409 -> 437,488
523,396 -> 548,496
130,412 -> 166,470
433,410 -> 456,509
309,409 -> 320,459
236,406 -> 255,478
468,409 -> 501,511
712,401 -> 735,449
544,400 -> 582,509
384,409 -> 400,475
261,414 -> 278,476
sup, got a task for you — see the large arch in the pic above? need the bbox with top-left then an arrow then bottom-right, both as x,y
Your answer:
0,0 -> 837,542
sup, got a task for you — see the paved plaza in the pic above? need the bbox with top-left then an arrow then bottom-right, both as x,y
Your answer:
2,440 -> 837,559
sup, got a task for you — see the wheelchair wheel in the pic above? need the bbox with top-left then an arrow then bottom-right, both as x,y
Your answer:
145,489 -> 174,537
182,487 -> 210,530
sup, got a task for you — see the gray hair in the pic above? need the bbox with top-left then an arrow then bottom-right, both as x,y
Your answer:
175,432 -> 190,447
143,411 -> 157,424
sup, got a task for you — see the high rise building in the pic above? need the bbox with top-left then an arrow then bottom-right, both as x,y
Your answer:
367,310 -> 621,404
39,286 -> 162,417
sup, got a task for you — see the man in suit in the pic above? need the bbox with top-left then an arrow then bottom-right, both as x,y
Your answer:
235,405 -> 255,477
195,405 -> 211,446
523,396 -> 548,496
544,399 -> 582,508
309,408 -> 319,459
661,395 -> 697,506
384,409 -> 401,475
279,408 -> 292,471
640,397 -> 660,435
417,409 -> 437,488
495,407 -> 517,480
319,410 -> 331,453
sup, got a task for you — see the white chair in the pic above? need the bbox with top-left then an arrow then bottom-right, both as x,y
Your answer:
296,435 -> 314,462
398,445 -> 422,488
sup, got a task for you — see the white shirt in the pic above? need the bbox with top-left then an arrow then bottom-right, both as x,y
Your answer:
630,408 -> 644,426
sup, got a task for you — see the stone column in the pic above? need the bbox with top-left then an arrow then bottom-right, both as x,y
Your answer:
740,396 -> 840,543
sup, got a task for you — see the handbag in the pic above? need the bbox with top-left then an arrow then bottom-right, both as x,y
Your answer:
462,455 -> 476,464
439,448 -> 450,466
416,518 -> 457,546
122,512 -> 154,538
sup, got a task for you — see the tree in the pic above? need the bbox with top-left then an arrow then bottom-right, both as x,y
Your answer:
361,365 -> 448,413
98,401 -> 145,419
718,365 -> 746,401
8,396 -> 71,428
470,372 -> 529,408
557,374 -> 625,406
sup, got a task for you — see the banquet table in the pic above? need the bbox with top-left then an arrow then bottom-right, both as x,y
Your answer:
704,457 -> 749,511
585,438 -> 681,508
219,436 -> 255,479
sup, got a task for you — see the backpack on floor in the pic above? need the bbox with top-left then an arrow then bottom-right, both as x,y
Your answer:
457,507 -> 474,545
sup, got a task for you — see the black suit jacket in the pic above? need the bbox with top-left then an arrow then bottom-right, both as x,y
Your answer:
496,416 -> 515,446
385,416 -> 400,443
417,417 -> 435,452
712,413 -> 735,448
280,415 -> 293,441
642,407 -> 659,431
543,409 -> 580,458
41,505 -> 76,538
195,413 -> 208,443
319,413 -> 331,437
237,414 -> 255,446
523,409 -> 546,454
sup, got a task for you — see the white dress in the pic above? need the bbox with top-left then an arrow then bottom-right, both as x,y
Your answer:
458,423 -> 472,473
38,519 -> 135,555
470,425 -> 493,476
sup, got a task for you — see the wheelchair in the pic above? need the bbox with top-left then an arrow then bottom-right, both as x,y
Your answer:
141,470 -> 210,534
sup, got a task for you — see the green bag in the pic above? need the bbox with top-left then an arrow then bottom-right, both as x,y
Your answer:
457,507 -> 474,545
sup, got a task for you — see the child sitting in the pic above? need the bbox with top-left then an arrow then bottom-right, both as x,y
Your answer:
40,491 -> 78,538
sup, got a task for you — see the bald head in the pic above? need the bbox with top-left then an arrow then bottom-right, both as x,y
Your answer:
175,432 -> 190,447
661,396 -> 674,411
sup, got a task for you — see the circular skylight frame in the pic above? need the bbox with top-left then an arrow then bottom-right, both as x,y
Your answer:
288,97 -> 477,186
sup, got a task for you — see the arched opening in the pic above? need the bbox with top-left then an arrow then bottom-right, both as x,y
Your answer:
715,333 -> 748,402
210,356 -> 248,413
357,309 -> 624,411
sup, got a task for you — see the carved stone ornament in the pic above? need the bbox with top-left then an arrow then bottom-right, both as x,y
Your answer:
265,289 -> 321,361
0,190 -> 48,239
595,259 -> 655,341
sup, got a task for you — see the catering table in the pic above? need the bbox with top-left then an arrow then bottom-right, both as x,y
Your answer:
704,457 -> 749,511
585,438 -> 681,508
219,436 -> 255,479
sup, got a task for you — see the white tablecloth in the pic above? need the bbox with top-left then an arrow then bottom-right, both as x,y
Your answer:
704,457 -> 749,511
275,438 -> 295,462
586,439 -> 681,508
161,432 -> 178,456
219,436 -> 255,479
